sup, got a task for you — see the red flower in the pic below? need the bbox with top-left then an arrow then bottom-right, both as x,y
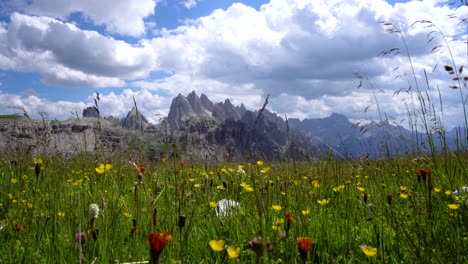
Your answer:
148,232 -> 172,254
138,165 -> 145,173
297,237 -> 314,252
14,223 -> 24,232
179,161 -> 186,167
387,194 -> 393,205
285,213 -> 294,232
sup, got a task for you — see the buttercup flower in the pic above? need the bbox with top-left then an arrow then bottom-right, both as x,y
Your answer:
227,246 -> 240,259
361,245 -> 377,257
209,240 -> 225,252
95,163 -> 112,174
272,205 -> 283,212
209,201 -> 217,208
448,204 -> 460,210
317,198 -> 330,206
301,210 -> 310,216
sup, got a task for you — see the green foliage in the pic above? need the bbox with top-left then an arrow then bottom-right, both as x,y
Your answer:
0,153 -> 468,263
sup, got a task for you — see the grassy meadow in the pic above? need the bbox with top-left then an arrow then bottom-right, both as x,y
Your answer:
1,148 -> 468,263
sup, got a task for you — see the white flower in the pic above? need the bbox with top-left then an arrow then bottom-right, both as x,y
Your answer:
89,204 -> 100,219
216,199 -> 240,217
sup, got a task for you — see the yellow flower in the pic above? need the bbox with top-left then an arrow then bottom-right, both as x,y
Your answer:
276,218 -> 285,225
217,185 -> 225,190
333,185 -> 345,192
361,245 -> 378,257
189,178 -> 195,182
209,201 -> 218,208
22,175 -> 28,180
434,188 -> 441,193
95,163 -> 112,174
400,186 -> 407,191
256,160 -> 263,166
260,167 -> 270,173
302,210 -> 310,216
448,204 -> 460,210
445,190 -> 452,196
57,212 -> 65,217
240,182 -> 254,192
27,203 -> 33,209
194,183 -> 201,188
227,246 -> 240,259
357,187 -> 365,192
272,205 -> 283,212
123,212 -> 132,218
72,179 -> 83,186
313,180 -> 320,188
317,198 -> 330,206
11,178 -> 17,184
272,225 -> 281,231
209,240 -> 225,252
400,193 -> 409,199
0,203 -> 3,207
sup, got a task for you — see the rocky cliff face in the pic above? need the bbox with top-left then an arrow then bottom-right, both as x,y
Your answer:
121,106 -> 149,131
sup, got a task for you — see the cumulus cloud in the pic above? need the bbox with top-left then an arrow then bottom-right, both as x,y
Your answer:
0,0 -> 467,129
1,12 -> 155,87
0,91 -> 87,120
183,0 -> 199,9
26,0 -> 157,37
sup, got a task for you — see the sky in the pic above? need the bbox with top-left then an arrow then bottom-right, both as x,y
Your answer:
0,0 -> 467,129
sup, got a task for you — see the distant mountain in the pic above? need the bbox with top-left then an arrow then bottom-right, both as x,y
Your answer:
166,91 -> 318,161
121,106 -> 149,131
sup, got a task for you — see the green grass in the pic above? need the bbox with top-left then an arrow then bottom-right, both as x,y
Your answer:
0,114 -> 24,119
1,152 -> 467,263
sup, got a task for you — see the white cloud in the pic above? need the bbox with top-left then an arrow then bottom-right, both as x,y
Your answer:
0,0 -> 467,130
0,92 -> 87,120
1,12 -> 155,87
183,0 -> 199,9
26,0 -> 158,37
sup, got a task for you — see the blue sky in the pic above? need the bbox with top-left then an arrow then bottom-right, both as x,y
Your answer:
0,0 -> 466,129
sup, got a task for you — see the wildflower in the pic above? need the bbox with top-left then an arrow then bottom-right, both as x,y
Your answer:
14,223 -> 24,232
34,158 -> 42,177
179,161 -> 186,167
361,245 -> 377,257
357,187 -> 365,192
227,246 -> 240,259
217,185 -> 225,190
11,178 -> 17,184
387,194 -> 393,205
209,240 -> 225,252
400,193 -> 409,199
75,231 -> 87,244
256,160 -> 264,166
148,232 -> 172,261
22,175 -> 28,180
138,165 -> 145,173
272,225 -> 281,231
72,179 -> 83,186
317,198 -> 330,206
272,205 -> 283,212
297,237 -> 314,262
363,192 -> 368,203
400,186 -> 407,191
285,213 -> 293,232
261,167 -> 270,173
312,180 -> 320,188
216,199 -> 240,217
194,183 -> 201,188
248,236 -> 273,257
57,212 -> 65,217
209,201 -> 218,208
448,204 -> 460,210
434,188 -> 441,193
445,190 -> 452,196
123,212 -> 132,219
301,210 -> 310,216
89,204 -> 99,219
240,182 -> 254,192
333,185 -> 345,192
95,163 -> 112,174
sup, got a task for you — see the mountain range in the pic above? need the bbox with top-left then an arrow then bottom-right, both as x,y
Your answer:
1,91 -> 465,161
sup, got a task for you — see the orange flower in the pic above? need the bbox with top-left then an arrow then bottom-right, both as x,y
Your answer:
138,165 -> 145,173
297,237 -> 314,252
14,223 -> 24,232
148,232 -> 172,254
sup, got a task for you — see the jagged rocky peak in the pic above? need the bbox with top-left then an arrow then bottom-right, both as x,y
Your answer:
187,91 -> 210,115
121,106 -> 149,130
83,106 -> 99,118
200,93 -> 214,112
212,98 -> 243,122
168,93 -> 195,129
